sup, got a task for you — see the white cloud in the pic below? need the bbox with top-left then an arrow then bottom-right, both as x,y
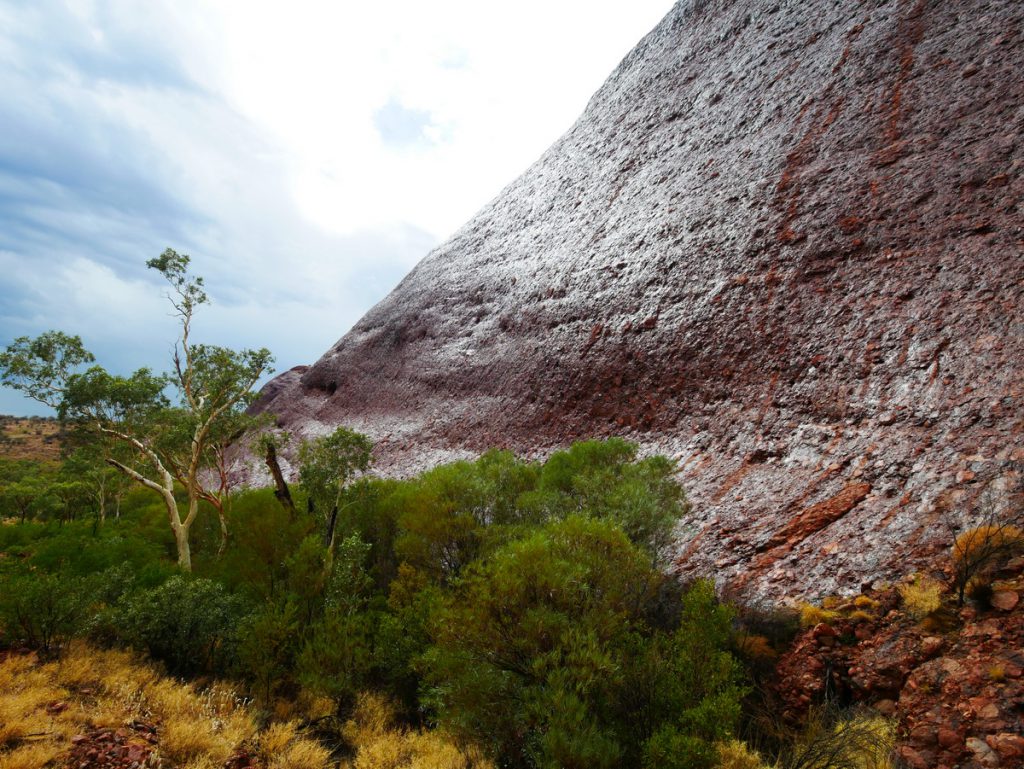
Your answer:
0,0 -> 674,415
208,0 -> 673,236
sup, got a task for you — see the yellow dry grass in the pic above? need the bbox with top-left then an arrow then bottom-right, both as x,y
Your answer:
715,739 -> 773,769
897,575 -> 943,620
987,662 -> 1006,682
0,643 -> 330,769
853,595 -> 879,610
340,693 -> 494,769
0,743 -> 64,769
798,603 -> 840,628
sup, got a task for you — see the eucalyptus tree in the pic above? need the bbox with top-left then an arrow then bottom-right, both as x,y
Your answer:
0,463 -> 53,522
0,250 -> 273,570
298,427 -> 374,558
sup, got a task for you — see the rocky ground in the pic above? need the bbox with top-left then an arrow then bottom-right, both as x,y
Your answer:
771,558 -> 1024,768
64,722 -> 159,769
0,415 -> 61,463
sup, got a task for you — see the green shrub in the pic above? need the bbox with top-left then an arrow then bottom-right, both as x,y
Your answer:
295,536 -> 380,713
296,609 -> 378,715
643,725 -> 717,769
115,576 -> 250,676
236,600 -> 300,703
202,490 -> 314,601
530,438 -> 688,558
0,571 -> 98,653
422,518 -> 743,769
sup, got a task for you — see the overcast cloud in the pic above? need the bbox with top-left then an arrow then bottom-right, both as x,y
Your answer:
0,0 -> 673,415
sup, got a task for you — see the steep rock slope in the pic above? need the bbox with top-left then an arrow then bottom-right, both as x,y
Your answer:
255,0 -> 1024,597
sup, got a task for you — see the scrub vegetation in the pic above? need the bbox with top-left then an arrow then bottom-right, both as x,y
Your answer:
0,254 -> 906,769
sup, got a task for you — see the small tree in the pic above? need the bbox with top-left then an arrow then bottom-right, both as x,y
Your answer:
0,460 -> 54,522
59,445 -> 128,527
944,486 -> 1024,605
298,427 -> 373,557
0,250 -> 273,571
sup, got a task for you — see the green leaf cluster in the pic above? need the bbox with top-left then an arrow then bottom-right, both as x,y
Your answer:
422,518 -> 742,769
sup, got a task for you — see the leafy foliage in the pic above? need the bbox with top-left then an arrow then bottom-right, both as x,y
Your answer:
114,576 -> 250,676
0,437 -> 740,768
298,427 -> 373,552
422,517 -> 742,769
0,331 -> 95,409
0,571 -> 98,653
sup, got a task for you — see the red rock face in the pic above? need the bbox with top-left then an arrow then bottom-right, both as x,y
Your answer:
771,576 -> 1024,769
253,0 -> 1024,598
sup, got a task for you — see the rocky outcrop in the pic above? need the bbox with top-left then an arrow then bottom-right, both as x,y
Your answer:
253,0 -> 1024,598
771,565 -> 1024,769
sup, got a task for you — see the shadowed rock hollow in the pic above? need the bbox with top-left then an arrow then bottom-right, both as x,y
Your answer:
254,0 -> 1024,598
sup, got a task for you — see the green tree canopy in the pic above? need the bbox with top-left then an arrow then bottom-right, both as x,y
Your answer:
422,516 -> 743,769
0,249 -> 274,570
298,426 -> 373,554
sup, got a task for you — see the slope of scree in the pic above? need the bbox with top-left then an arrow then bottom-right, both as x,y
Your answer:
253,0 -> 1024,598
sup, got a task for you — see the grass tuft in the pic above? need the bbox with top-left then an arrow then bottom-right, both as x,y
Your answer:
897,575 -> 943,620
0,643 -> 325,769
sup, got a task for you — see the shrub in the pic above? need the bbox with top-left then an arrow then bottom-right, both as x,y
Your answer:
853,595 -> 878,610
211,492 -> 315,602
393,440 -> 689,583
951,523 -> 1024,605
295,536 -> 381,714
735,633 -> 777,662
296,610 -> 377,715
115,576 -> 250,676
422,518 -> 743,769
643,725 -> 716,769
716,739 -> 772,769
897,575 -> 943,620
798,604 -> 839,628
0,572 -> 97,654
782,706 -> 897,769
954,524 -> 1024,565
944,488 -> 1024,605
236,600 -> 300,703
533,439 -> 688,559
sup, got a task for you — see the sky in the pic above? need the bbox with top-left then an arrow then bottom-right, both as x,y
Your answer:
0,0 -> 674,416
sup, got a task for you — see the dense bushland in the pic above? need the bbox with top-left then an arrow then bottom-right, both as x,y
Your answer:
0,438 -> 760,769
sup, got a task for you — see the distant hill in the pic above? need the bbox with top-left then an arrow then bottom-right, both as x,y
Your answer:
0,415 -> 62,463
